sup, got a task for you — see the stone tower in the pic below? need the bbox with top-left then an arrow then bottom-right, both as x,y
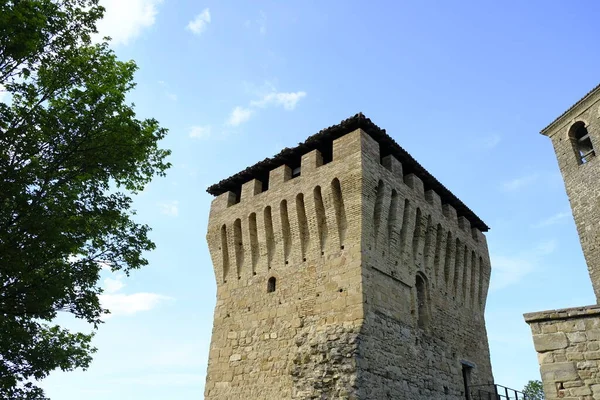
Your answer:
524,84 -> 600,400
540,84 -> 600,300
204,114 -> 495,399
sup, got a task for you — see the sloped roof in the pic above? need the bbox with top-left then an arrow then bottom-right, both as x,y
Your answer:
541,83 -> 600,135
207,113 -> 489,232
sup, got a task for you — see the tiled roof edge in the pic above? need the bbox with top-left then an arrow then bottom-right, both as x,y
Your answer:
206,113 -> 489,231
541,83 -> 600,135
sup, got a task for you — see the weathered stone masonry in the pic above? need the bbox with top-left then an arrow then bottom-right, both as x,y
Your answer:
205,114 -> 495,399
544,84 -> 600,300
525,83 -> 600,400
525,306 -> 600,399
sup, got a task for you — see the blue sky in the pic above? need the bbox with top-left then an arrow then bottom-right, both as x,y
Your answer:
38,1 -> 600,398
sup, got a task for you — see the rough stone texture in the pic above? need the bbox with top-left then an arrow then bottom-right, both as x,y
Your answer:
205,125 -> 495,399
525,84 -> 600,400
542,85 -> 600,300
525,307 -> 600,400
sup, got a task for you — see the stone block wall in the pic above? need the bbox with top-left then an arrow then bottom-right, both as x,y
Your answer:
543,86 -> 600,301
204,130 -> 367,399
358,133 -> 494,398
205,126 -> 495,399
525,306 -> 600,400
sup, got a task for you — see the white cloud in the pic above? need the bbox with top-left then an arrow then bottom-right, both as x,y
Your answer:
490,255 -> 534,291
189,125 -> 211,139
226,85 -> 307,127
501,173 -> 539,192
0,84 -> 6,103
158,81 -> 177,101
103,276 -> 125,294
257,11 -> 267,35
100,292 -> 172,317
535,239 -> 558,255
490,239 -> 558,291
158,201 -> 179,217
99,274 -> 172,317
186,8 -> 211,35
533,211 -> 571,228
226,106 -> 254,126
250,91 -> 307,110
96,0 -> 163,46
244,11 -> 267,35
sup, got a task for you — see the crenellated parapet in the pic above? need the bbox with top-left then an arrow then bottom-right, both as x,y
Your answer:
359,133 -> 491,317
206,129 -> 366,287
206,115 -> 492,310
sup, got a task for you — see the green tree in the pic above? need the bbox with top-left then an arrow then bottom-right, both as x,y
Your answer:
523,380 -> 545,400
0,0 -> 170,397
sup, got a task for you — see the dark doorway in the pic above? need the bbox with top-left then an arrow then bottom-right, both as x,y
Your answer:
462,362 -> 473,400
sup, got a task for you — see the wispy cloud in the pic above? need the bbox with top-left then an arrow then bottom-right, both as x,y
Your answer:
532,211 -> 571,228
244,11 -> 267,35
189,125 -> 211,139
226,85 -> 307,127
250,91 -> 307,110
103,276 -> 125,293
186,8 -> 211,35
96,0 -> 163,46
99,275 -> 172,317
158,80 -> 177,101
481,134 -> 501,149
226,106 -> 254,127
490,239 -> 557,291
101,292 -> 172,317
501,173 -> 539,192
158,201 -> 179,217
257,11 -> 267,35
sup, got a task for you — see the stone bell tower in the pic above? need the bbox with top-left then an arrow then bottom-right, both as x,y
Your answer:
541,84 -> 600,300
204,114 -> 495,399
524,83 -> 600,400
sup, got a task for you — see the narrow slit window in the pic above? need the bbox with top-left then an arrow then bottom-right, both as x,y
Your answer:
570,122 -> 595,164
267,277 -> 276,293
416,273 -> 429,329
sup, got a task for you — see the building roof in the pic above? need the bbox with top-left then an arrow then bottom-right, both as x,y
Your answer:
206,113 -> 489,232
541,83 -> 600,135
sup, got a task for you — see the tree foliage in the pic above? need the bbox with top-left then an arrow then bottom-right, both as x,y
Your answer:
523,380 -> 545,400
0,0 -> 170,397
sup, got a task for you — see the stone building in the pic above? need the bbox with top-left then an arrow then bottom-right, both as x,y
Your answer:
204,114 -> 495,399
524,83 -> 600,399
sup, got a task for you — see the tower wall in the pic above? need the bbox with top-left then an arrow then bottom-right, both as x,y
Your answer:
205,130 -> 368,399
542,86 -> 600,301
357,133 -> 494,398
525,84 -> 600,400
204,117 -> 495,399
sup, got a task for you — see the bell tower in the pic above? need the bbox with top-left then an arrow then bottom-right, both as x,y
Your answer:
541,84 -> 600,300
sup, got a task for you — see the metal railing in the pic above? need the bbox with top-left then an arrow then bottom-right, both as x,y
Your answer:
469,384 -> 529,400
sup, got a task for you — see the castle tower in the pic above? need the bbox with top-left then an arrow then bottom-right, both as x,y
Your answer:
204,114 -> 494,399
540,84 -> 600,300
